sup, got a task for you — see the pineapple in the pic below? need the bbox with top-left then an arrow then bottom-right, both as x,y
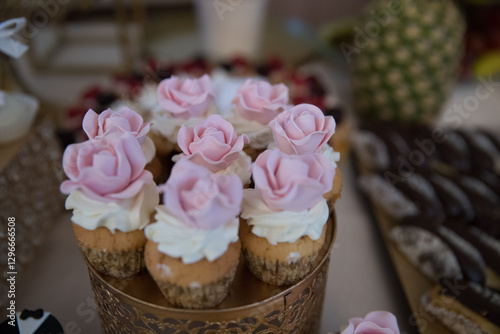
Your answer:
349,0 -> 465,123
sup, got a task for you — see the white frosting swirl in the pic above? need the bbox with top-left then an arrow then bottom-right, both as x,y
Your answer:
65,181 -> 159,233
267,142 -> 340,169
217,150 -> 252,185
226,111 -> 273,150
172,150 -> 252,185
240,189 -> 329,245
150,104 -> 216,143
145,206 -> 239,264
141,136 -> 156,163
137,83 -> 160,113
319,144 -> 340,169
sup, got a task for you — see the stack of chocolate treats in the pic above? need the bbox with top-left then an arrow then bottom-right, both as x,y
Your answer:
353,121 -> 500,334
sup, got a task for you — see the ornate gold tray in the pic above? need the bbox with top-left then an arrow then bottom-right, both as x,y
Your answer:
84,213 -> 336,334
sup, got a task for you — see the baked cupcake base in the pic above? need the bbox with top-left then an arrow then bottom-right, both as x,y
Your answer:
243,146 -> 265,162
324,167 -> 342,212
242,249 -> 319,286
144,240 -> 241,309
149,131 -> 180,156
239,220 -> 327,286
329,115 -> 353,166
73,223 -> 146,278
145,156 -> 163,183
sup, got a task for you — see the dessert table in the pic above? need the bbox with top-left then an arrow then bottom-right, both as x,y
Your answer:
11,79 -> 500,334
4,4 -> 500,331
12,157 -> 414,334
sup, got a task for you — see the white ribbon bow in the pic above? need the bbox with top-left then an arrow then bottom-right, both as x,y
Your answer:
0,18 -> 28,59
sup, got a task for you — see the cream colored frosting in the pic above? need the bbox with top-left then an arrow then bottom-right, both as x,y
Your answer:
150,104 -> 216,143
142,136 -> 156,163
137,83 -> 160,112
218,151 -> 252,185
65,180 -> 159,233
240,189 -> 329,245
145,206 -> 239,264
320,144 -> 340,169
172,150 -> 252,185
267,141 -> 340,169
226,111 -> 273,150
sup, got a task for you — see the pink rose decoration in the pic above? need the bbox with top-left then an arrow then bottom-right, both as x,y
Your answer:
177,115 -> 249,172
253,149 -> 334,212
60,133 -> 153,202
341,311 -> 400,334
157,74 -> 215,118
162,159 -> 243,229
269,103 -> 335,155
232,79 -> 289,125
82,107 -> 150,144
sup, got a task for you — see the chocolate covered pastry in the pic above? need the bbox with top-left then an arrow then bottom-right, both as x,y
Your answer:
422,279 -> 500,334
354,122 -> 500,334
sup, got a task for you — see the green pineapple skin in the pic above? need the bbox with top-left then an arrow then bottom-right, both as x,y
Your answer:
350,0 -> 465,123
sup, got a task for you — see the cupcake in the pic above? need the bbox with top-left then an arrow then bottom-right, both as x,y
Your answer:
175,114 -> 252,185
240,149 -> 334,286
228,79 -> 289,160
341,311 -> 400,334
61,132 -> 159,278
82,107 -> 161,181
144,159 -> 243,309
269,103 -> 342,210
149,74 -> 215,156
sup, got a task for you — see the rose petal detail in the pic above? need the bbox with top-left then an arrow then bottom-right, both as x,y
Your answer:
177,114 -> 249,172
269,103 -> 336,155
163,159 -> 243,229
233,79 -> 289,125
341,311 -> 400,334
60,132 -> 149,203
157,74 -> 214,119
252,149 -> 334,212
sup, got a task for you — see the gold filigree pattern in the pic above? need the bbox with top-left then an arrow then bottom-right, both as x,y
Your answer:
88,256 -> 331,334
86,215 -> 336,333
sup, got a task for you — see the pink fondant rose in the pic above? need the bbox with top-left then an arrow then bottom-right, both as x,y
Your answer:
177,115 -> 249,172
232,79 -> 289,125
269,103 -> 335,155
157,74 -> 215,118
82,107 -> 150,144
253,149 -> 334,212
341,311 -> 400,334
162,159 -> 243,229
60,133 -> 153,202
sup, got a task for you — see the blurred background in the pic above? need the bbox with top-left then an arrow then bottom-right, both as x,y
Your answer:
1,0 -> 369,115
2,0 -> 500,124
2,1 -> 500,333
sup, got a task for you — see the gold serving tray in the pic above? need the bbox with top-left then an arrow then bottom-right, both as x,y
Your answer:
83,213 -> 337,333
